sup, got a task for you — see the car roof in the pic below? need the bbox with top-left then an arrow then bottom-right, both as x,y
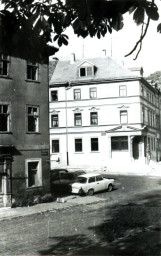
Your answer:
78,173 -> 102,178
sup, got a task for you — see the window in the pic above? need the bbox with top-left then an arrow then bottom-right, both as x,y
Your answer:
26,159 -> 42,188
91,138 -> 99,151
75,139 -> 82,152
119,85 -> 127,96
51,114 -> 58,127
27,61 -> 38,80
120,110 -> 128,124
0,54 -> 9,76
51,90 -> 58,101
0,104 -> 10,132
90,88 -> 97,99
27,106 -> 39,132
79,66 -> 93,77
142,107 -> 145,123
96,175 -> 103,181
52,140 -> 59,153
89,177 -> 96,183
74,113 -> 82,126
90,112 -> 98,125
111,136 -> 128,150
74,89 -> 81,100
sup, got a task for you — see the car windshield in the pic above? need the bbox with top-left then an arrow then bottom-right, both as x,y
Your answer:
76,177 -> 87,183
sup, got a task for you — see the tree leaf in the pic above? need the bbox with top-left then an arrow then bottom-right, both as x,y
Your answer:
157,23 -> 161,33
146,5 -> 159,21
133,7 -> 145,25
111,14 -> 124,31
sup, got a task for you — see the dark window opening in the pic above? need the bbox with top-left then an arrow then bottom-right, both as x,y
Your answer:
52,140 -> 59,153
75,139 -> 82,152
0,105 -> 9,132
80,68 -> 86,77
28,162 -> 38,187
0,54 -> 9,76
27,61 -> 38,80
111,136 -> 128,151
91,138 -> 99,151
27,106 -> 39,132
51,91 -> 58,101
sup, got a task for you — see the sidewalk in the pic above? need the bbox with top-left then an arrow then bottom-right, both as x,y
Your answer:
0,195 -> 106,221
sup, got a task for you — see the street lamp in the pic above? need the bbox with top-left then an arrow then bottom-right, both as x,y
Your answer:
65,82 -> 72,166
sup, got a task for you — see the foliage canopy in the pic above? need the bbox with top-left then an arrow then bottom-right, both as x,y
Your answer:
0,0 -> 160,60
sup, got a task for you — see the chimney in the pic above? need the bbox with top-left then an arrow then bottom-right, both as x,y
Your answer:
70,53 -> 75,64
102,49 -> 106,58
129,67 -> 144,77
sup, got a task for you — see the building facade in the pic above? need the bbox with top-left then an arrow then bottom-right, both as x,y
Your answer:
49,55 -> 161,172
0,54 -> 50,207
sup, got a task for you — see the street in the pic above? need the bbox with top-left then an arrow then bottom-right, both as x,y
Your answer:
0,174 -> 161,255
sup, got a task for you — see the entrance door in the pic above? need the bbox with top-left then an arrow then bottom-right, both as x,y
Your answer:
0,157 -> 12,207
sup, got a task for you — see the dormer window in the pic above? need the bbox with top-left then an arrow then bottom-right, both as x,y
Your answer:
79,66 -> 93,77
78,61 -> 94,78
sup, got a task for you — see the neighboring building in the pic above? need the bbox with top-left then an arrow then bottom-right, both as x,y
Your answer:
49,54 -> 161,171
0,14 -> 57,207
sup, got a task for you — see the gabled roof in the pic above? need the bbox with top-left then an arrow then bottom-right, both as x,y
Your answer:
50,57 -> 141,84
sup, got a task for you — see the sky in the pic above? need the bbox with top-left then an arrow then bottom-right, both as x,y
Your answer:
53,1 -> 161,77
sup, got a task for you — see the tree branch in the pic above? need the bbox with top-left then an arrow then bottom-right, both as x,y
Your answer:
124,16 -> 150,59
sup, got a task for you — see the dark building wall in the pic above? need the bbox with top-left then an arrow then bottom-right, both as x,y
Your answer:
0,56 -> 50,205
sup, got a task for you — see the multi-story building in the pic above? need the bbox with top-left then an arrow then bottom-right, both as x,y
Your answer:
49,54 -> 161,172
0,14 -> 56,207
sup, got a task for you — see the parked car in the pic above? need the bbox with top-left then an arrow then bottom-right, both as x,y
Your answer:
50,169 -> 86,194
71,173 -> 114,196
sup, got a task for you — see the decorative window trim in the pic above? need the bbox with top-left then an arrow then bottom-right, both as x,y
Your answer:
25,158 -> 42,188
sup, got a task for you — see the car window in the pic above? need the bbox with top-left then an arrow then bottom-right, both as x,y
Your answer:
96,175 -> 103,181
88,177 -> 96,183
76,177 -> 87,183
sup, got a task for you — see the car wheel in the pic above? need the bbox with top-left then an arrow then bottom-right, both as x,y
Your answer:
107,184 -> 113,192
87,189 -> 94,196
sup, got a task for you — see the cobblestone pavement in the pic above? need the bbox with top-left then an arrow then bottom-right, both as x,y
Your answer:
0,175 -> 161,255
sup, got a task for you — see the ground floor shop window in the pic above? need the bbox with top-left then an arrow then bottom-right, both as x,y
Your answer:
111,136 -> 128,150
26,159 -> 42,188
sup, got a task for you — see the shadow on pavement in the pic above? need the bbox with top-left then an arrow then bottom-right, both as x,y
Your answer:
38,190 -> 161,256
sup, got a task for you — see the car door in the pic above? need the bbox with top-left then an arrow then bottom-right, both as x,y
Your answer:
88,176 -> 96,191
96,175 -> 106,191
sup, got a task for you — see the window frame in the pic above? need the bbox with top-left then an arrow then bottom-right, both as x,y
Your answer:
74,113 -> 82,126
90,112 -> 98,125
26,61 -> 39,81
0,54 -> 10,76
90,87 -> 97,99
79,66 -> 93,77
51,114 -> 59,128
119,85 -> 127,97
111,136 -> 128,151
51,90 -> 58,102
26,105 -> 39,133
52,139 -> 60,153
0,103 -> 11,133
120,110 -> 128,124
74,89 -> 81,100
91,137 -> 99,152
25,158 -> 42,188
75,138 -> 83,153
